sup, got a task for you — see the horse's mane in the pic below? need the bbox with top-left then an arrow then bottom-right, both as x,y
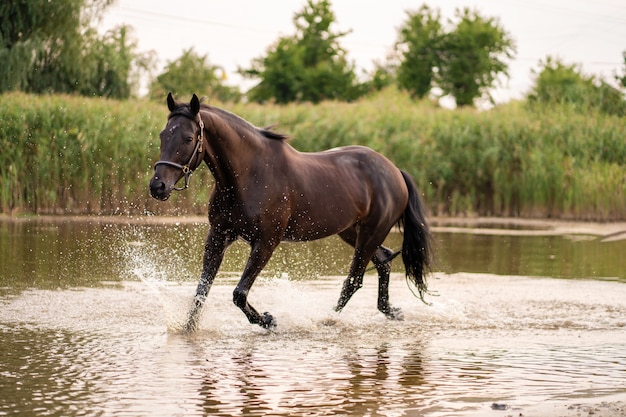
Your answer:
168,99 -> 288,142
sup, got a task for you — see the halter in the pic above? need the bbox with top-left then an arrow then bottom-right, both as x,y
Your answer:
154,117 -> 205,191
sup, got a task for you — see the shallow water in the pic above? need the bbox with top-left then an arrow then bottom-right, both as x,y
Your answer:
1,218 -> 624,291
1,218 -> 625,416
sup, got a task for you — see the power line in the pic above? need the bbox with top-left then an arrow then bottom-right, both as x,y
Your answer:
117,6 -> 284,35
503,0 -> 626,25
115,3 -> 626,52
108,3 -> 624,71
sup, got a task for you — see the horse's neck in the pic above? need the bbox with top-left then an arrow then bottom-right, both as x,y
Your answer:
201,111 -> 264,187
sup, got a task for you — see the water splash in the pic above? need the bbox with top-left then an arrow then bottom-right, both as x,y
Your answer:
117,227 -> 193,332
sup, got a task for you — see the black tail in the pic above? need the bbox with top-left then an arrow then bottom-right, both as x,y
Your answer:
399,170 -> 433,303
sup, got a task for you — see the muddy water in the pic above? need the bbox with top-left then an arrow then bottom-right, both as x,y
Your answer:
1,218 -> 625,416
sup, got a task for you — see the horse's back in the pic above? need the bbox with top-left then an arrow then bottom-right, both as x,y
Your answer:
300,145 -> 398,174
281,145 -> 408,241
305,145 -> 407,198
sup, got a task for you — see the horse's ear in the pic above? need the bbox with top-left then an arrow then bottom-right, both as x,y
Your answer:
167,92 -> 176,112
190,94 -> 200,116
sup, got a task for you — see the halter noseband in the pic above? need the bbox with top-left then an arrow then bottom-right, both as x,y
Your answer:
154,117 -> 205,191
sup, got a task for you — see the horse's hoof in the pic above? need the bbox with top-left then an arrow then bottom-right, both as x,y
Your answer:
182,321 -> 198,334
385,307 -> 404,321
261,312 -> 277,329
183,313 -> 201,333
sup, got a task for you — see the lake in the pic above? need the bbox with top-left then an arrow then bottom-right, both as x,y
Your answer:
1,216 -> 625,416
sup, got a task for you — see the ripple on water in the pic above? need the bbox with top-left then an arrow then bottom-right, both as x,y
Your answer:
1,273 -> 625,416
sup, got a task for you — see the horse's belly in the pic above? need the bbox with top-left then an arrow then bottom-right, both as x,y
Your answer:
282,211 -> 354,242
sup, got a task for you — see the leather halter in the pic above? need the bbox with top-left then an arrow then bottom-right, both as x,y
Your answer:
154,117 -> 204,191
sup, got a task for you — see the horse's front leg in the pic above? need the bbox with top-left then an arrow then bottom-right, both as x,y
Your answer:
184,228 -> 233,333
232,240 -> 279,329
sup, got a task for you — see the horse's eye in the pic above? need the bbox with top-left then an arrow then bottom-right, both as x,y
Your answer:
185,136 -> 194,142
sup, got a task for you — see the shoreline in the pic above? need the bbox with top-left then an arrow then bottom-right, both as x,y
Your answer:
514,394 -> 626,417
2,214 -> 626,241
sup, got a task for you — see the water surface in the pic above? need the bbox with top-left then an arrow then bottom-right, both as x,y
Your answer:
1,217 -> 625,416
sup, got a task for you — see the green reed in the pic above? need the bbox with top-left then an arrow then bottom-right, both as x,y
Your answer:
1,89 -> 624,219
0,93 -> 212,215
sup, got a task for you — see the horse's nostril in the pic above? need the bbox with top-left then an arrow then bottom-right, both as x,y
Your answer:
150,178 -> 167,199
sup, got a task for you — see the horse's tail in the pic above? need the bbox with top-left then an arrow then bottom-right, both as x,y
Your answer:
398,170 -> 433,303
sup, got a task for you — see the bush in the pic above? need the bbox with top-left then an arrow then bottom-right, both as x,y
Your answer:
1,89 -> 624,220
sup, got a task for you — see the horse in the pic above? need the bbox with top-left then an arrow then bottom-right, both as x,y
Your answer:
149,93 -> 433,332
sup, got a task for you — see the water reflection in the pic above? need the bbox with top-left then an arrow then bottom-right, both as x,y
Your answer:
189,333 -> 431,416
1,217 -> 626,416
0,326 -> 87,416
434,232 -> 626,280
1,275 -> 625,416
0,220 -> 127,291
1,218 -> 624,295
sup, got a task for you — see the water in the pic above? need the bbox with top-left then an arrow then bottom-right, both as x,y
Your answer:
1,217 -> 625,416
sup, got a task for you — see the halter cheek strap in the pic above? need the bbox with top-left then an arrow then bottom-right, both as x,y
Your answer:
154,118 -> 205,191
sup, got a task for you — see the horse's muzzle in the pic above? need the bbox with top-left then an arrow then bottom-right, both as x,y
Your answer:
149,176 -> 171,201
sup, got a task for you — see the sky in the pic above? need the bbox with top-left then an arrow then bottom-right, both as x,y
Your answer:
99,0 -> 626,104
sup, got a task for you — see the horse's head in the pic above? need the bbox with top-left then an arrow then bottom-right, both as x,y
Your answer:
150,93 -> 205,201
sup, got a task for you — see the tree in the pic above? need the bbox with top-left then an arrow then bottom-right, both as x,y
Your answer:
149,48 -> 240,102
394,5 -> 515,107
358,61 -> 395,95
436,8 -> 516,107
527,57 -> 594,105
240,0 -> 360,103
395,5 -> 443,99
1,0 -> 84,93
527,56 -> 625,116
77,25 -> 155,98
0,0 -> 152,98
617,50 -> 626,90
241,37 -> 303,103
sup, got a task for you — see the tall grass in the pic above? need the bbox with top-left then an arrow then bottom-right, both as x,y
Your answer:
231,89 -> 625,220
0,93 -> 212,215
1,89 -> 624,219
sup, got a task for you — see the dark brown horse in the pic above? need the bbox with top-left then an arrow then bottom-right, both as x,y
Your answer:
150,93 -> 432,331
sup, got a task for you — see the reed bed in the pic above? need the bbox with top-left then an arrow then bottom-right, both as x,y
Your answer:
1,89 -> 624,220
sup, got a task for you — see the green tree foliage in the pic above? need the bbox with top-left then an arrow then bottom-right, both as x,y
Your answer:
0,0 -> 153,98
527,56 -> 625,116
149,48 -> 241,102
395,5 -> 443,99
77,25 -> 155,98
358,61 -> 395,95
240,0 -> 360,103
394,5 -> 515,107
617,50 -> 626,90
527,57 -> 593,104
1,0 -> 84,92
437,8 -> 516,107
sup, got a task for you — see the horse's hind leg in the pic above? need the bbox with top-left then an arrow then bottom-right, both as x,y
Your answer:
373,246 -> 404,320
335,228 -> 402,320
335,228 -> 388,314
334,229 -> 364,312
334,268 -> 365,313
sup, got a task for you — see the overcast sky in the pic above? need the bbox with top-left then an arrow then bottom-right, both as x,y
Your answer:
100,0 -> 625,104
